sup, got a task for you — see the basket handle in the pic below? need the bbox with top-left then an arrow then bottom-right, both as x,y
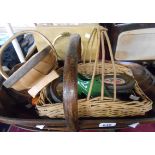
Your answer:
63,34 -> 81,131
0,30 -> 57,80
86,27 -> 117,101
103,30 -> 116,101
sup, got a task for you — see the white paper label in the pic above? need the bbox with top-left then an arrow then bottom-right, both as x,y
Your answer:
99,123 -> 116,128
129,95 -> 140,101
35,125 -> 45,129
128,122 -> 139,128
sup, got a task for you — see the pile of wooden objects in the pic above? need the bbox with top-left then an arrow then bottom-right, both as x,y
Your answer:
0,24 -> 153,131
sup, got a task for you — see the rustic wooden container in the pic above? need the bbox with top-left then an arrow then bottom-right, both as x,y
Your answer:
0,30 -> 57,91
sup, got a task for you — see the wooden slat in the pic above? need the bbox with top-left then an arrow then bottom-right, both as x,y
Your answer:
3,46 -> 51,88
28,70 -> 59,98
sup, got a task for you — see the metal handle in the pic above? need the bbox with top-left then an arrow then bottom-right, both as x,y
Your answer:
53,32 -> 83,60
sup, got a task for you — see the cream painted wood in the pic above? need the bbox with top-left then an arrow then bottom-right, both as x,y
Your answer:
115,28 -> 155,60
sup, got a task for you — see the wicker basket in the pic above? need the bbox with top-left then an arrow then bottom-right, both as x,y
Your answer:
36,26 -> 152,119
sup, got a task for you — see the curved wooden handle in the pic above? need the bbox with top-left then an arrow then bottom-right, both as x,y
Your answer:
0,30 -> 57,80
63,34 -> 81,131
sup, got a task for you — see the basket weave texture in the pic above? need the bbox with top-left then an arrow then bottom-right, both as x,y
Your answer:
36,26 -> 152,118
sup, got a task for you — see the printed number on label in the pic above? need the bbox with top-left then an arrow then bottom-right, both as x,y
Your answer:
99,123 -> 116,128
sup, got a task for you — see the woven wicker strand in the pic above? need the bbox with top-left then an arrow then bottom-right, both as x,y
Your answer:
87,28 -> 100,100
36,26 -> 152,118
101,31 -> 105,100
103,30 -> 117,101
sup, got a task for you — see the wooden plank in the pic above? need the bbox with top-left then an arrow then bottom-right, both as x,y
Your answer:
28,70 -> 59,98
3,46 -> 52,88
